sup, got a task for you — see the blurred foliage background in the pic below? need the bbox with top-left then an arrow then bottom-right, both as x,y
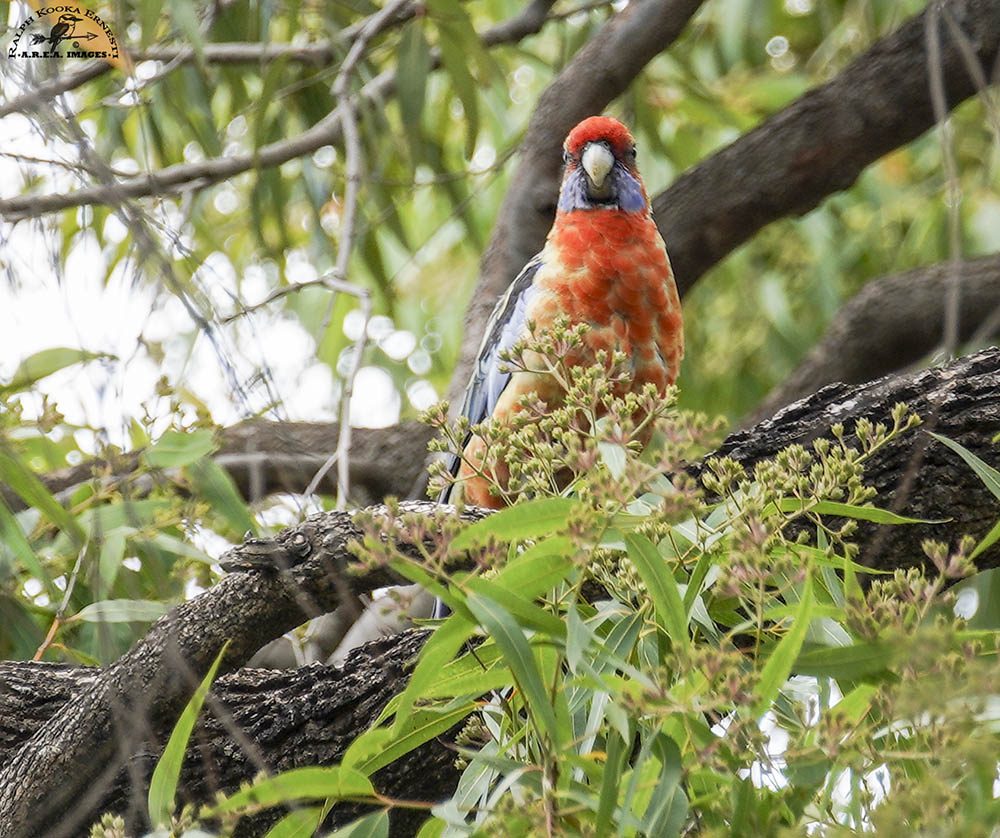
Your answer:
0,0 -> 997,660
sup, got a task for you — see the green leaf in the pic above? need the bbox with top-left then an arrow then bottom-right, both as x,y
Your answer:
466,592 -> 562,746
794,642 -> 894,680
397,21 -> 431,135
951,568 -> 1000,630
466,577 -> 566,638
595,728 -> 628,835
929,432 -> 1000,501
263,807 -> 324,838
325,809 -> 390,838
426,0 -> 483,157
0,450 -> 86,547
451,497 -> 579,551
753,576 -> 813,715
970,517 -> 1000,561
2,347 -> 112,393
625,533 -> 690,655
149,641 -> 230,827
144,429 -> 217,469
643,735 -> 688,837
186,457 -> 257,537
68,599 -> 169,624
168,0 -> 206,70
206,766 -> 375,816
391,612 -> 475,736
0,496 -> 52,592
359,702 -> 476,775
491,535 -> 576,594
96,528 -> 129,597
776,498 -> 933,525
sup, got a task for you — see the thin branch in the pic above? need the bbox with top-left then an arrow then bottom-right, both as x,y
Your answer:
0,61 -> 108,120
926,2 -> 964,358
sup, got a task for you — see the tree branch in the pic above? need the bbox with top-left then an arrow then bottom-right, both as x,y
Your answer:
749,253 -> 1000,424
0,500 -> 488,837
659,0 -> 1000,294
3,348 -> 1000,836
0,420 -> 435,515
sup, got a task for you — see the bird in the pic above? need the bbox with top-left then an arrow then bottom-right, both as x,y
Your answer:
30,13 -> 82,49
442,115 -> 684,513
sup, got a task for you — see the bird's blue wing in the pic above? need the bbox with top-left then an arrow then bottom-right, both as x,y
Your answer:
441,254 -> 542,493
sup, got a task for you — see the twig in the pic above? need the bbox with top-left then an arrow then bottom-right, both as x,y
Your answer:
32,544 -> 86,661
926,2 -> 963,359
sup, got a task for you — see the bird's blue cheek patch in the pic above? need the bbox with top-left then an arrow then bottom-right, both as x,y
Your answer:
557,167 -> 646,213
558,171 -> 589,213
614,170 -> 646,213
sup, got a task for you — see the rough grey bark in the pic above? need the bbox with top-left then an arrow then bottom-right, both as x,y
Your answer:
2,348 -> 999,837
0,503 -> 486,837
749,254 -> 1000,424
0,632 -> 451,837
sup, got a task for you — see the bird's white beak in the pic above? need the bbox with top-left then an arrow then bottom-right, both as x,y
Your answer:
581,142 -> 615,189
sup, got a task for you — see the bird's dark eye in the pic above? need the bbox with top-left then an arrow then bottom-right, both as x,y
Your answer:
562,150 -> 572,164
629,145 -> 638,159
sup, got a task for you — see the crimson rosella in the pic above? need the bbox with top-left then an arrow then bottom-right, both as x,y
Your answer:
441,116 -> 684,514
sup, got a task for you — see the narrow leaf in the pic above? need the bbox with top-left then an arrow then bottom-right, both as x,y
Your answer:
0,450 -> 86,546
753,577 -> 813,715
451,497 -> 578,551
930,432 -> 1000,501
360,703 -> 475,775
794,642 -> 894,680
325,809 -> 390,838
391,613 -> 475,735
206,766 -> 374,815
144,429 -> 217,469
776,498 -> 933,525
466,592 -> 561,745
69,599 -> 169,624
187,457 -> 257,537
263,807 -> 324,838
3,347 -> 111,392
625,533 -> 690,655
149,641 -> 230,827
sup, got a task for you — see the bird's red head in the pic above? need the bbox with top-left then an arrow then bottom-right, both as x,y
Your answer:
559,116 -> 645,213
564,116 -> 636,164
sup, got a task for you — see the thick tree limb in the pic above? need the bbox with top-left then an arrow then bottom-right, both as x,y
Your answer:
0,632 -> 452,837
749,254 -> 1000,424
0,420 -> 434,514
2,348 -> 1000,836
0,500 -> 487,837
658,0 -> 1000,294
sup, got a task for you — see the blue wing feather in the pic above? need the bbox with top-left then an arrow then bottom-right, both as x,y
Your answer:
441,254 -> 542,494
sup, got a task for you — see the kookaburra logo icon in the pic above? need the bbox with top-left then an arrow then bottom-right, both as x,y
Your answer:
29,12 -> 95,49
7,5 -> 119,61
